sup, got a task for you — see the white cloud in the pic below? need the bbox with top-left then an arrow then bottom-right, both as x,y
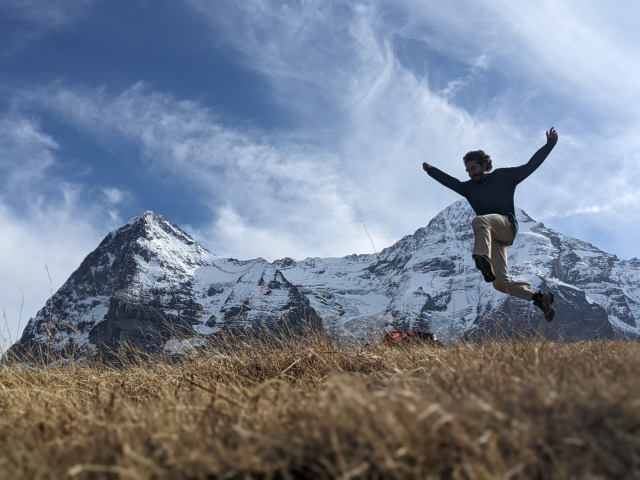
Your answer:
188,205 -> 303,261
0,113 -> 126,350
15,0 -> 639,265
0,202 -> 107,352
439,54 -> 490,100
183,0 -> 640,259
393,0 -> 640,120
479,0 -> 640,114
101,186 -> 128,205
0,115 -> 57,187
29,82 -> 383,259
2,0 -> 94,27
0,0 -> 96,52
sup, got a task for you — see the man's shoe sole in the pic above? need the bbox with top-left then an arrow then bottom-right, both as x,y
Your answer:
545,305 -> 555,322
534,292 -> 555,322
545,293 -> 555,322
473,255 -> 496,283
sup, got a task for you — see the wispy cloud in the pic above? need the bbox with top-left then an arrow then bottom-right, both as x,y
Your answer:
18,0 -> 640,264
183,0 -> 640,259
439,55 -> 490,100
23,82 -> 380,258
101,187 -> 129,206
0,115 -> 57,186
392,0 -> 640,121
0,112 -> 125,349
1,0 -> 96,52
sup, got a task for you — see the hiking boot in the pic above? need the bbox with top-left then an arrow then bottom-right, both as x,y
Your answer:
532,291 -> 555,322
472,254 -> 496,283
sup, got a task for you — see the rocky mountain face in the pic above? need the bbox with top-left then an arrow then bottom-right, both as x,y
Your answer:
9,201 -> 640,359
9,212 -> 319,359
275,200 -> 634,342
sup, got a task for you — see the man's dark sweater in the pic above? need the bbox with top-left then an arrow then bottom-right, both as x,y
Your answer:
426,139 -> 557,242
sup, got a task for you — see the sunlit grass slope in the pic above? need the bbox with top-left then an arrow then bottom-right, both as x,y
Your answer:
1,334 -> 639,479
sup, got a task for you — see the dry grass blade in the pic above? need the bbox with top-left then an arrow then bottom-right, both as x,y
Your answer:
0,333 -> 639,479
184,376 -> 244,408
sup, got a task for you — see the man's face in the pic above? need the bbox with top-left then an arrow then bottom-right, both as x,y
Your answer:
465,160 -> 488,182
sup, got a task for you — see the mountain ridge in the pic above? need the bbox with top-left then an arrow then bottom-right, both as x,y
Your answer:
8,200 -> 639,359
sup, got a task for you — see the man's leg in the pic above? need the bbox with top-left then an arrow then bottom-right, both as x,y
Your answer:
471,215 -> 497,282
490,235 -> 535,300
472,214 -> 555,321
472,214 -> 533,299
471,214 -> 516,283
471,215 -> 495,259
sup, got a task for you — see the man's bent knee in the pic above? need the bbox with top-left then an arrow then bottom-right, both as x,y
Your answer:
492,279 -> 508,294
472,216 -> 488,230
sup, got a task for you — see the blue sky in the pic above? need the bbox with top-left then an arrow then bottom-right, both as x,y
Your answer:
1,0 -> 639,347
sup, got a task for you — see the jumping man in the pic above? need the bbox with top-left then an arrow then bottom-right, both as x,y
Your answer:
422,127 -> 558,322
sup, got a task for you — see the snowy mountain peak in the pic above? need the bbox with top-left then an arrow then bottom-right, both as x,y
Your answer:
434,199 -> 537,227
117,211 -> 204,249
9,209 -> 320,359
8,201 -> 640,361
127,210 -> 164,224
118,210 -> 171,233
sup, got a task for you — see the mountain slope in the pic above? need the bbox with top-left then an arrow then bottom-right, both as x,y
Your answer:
9,201 -> 638,359
9,212 -> 319,358
276,201 -> 629,341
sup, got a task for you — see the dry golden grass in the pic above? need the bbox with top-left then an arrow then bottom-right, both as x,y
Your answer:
1,333 -> 640,479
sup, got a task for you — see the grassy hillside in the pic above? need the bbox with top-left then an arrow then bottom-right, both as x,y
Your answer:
1,334 -> 639,479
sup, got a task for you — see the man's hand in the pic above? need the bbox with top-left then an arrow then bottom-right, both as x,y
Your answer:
422,162 -> 430,172
546,127 -> 558,142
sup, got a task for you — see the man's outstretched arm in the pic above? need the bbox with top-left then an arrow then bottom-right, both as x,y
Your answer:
506,127 -> 559,184
422,162 -> 468,198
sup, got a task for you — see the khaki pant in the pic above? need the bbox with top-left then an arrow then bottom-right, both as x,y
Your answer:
472,214 -> 534,300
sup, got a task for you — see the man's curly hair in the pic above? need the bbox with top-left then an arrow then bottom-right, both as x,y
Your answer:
463,150 -> 493,172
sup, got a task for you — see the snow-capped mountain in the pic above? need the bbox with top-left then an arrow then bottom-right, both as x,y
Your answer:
276,200 -> 632,342
9,200 -> 639,358
8,212 -> 319,359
